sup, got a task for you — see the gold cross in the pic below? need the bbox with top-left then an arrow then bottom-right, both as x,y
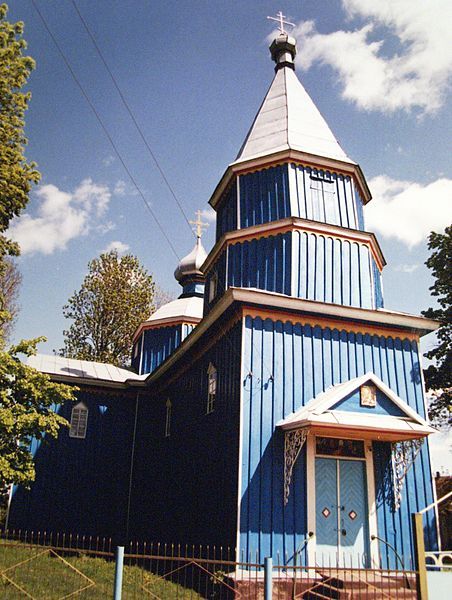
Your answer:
267,11 -> 295,34
189,210 -> 209,239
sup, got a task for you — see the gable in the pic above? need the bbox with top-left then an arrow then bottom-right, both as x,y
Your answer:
331,386 -> 407,417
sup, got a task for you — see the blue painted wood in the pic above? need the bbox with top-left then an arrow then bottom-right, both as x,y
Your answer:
331,389 -> 407,416
239,165 -> 291,229
240,316 -> 436,567
137,323 -> 194,375
290,164 -> 364,230
216,180 -> 237,239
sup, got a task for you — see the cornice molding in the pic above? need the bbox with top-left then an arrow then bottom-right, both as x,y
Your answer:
209,150 -> 372,210
202,216 -> 386,273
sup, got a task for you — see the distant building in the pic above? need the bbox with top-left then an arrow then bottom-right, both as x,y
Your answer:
9,31 -> 439,569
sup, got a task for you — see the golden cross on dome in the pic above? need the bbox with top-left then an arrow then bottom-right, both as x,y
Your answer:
189,210 -> 209,239
267,11 -> 295,34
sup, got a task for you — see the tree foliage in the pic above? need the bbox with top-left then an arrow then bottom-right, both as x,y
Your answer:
61,250 -> 155,367
0,338 -> 76,487
0,256 -> 21,343
0,3 -> 40,259
422,225 -> 452,427
0,5 -> 74,492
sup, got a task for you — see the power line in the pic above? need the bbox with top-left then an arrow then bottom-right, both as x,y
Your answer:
71,0 -> 195,239
30,0 -> 181,261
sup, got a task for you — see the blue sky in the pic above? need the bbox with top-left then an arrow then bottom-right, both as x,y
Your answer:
7,2 -> 452,466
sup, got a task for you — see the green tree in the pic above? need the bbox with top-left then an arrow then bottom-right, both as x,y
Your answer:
422,225 -> 452,427
0,3 -> 40,258
0,3 -> 40,332
0,338 -> 75,487
0,5 -> 75,493
61,250 -> 155,367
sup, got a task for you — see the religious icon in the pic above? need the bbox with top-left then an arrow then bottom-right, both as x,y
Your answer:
360,384 -> 377,407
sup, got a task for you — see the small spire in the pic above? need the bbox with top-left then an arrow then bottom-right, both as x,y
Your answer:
267,12 -> 297,72
267,11 -> 295,35
189,210 -> 209,239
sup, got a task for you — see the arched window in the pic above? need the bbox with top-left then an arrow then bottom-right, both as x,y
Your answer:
207,363 -> 217,414
69,402 -> 89,439
165,399 -> 172,437
209,272 -> 218,303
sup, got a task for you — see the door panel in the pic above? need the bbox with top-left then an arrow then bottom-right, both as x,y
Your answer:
315,457 -> 370,567
315,458 -> 338,563
339,459 -> 369,565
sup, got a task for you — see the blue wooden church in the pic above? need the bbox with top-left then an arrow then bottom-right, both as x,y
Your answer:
9,30 -> 439,570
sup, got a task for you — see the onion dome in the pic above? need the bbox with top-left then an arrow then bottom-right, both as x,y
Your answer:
174,236 -> 207,293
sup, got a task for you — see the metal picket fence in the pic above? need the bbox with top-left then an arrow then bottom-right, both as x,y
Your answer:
0,529 -> 421,599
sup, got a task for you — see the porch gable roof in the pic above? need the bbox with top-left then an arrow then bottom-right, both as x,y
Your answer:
277,372 -> 436,440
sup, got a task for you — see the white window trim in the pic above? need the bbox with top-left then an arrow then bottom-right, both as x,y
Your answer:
165,399 -> 172,437
209,272 -> 218,303
207,363 -> 217,414
69,402 -> 89,439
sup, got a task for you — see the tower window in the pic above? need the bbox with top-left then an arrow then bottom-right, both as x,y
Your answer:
209,272 -> 218,303
207,363 -> 217,414
165,399 -> 172,437
69,402 -> 89,439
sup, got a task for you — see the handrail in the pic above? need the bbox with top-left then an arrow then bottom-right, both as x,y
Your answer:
371,534 -> 405,571
419,490 -> 452,514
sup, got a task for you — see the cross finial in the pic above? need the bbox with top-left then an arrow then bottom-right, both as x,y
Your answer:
189,210 -> 209,239
267,11 -> 295,34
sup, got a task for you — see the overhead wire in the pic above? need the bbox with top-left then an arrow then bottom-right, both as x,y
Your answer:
30,0 -> 181,261
70,0 -> 195,240
31,0 -> 275,383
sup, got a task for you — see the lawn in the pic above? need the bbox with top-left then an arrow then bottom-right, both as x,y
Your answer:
0,541 -> 206,599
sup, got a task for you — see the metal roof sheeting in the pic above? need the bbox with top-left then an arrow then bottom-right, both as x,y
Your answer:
234,66 -> 354,166
26,354 -> 146,384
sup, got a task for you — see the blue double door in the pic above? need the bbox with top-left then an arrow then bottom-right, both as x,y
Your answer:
315,457 -> 370,567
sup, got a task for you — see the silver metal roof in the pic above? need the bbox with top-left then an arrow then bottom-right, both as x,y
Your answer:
27,354 -> 146,385
234,64 -> 354,166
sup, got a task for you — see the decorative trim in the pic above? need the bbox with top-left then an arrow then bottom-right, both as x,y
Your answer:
391,439 -> 424,511
242,306 -> 421,342
202,216 -> 386,274
133,318 -> 201,343
209,150 -> 371,209
284,428 -> 308,505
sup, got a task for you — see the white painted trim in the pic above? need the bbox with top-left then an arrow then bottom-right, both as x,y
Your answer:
138,330 -> 145,375
306,434 -> 317,565
365,442 -> 379,567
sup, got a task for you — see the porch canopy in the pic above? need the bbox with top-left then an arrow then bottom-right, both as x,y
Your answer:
277,372 -> 436,442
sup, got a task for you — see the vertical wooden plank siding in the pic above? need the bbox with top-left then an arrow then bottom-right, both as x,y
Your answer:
289,164 -> 364,230
239,165 -> 291,228
216,180 -> 238,238
140,325 -> 188,374
239,316 -> 436,567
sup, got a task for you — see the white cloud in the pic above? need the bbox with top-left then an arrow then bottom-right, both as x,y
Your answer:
393,264 -> 419,274
293,0 -> 452,113
102,155 -> 115,167
9,178 -> 111,255
114,180 -> 127,196
365,175 -> 452,247
200,208 -> 216,223
102,240 -> 130,254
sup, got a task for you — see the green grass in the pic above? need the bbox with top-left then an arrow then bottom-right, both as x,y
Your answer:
0,541 -> 206,599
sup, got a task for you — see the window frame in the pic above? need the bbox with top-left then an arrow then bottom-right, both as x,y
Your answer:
165,398 -> 172,438
69,402 -> 89,439
206,363 -> 217,414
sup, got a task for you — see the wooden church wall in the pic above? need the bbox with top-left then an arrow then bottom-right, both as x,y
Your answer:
289,164 -> 365,230
206,232 -> 381,310
127,321 -> 242,549
9,389 -> 136,542
137,324 -> 195,375
214,164 -> 365,238
239,315 -> 436,568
